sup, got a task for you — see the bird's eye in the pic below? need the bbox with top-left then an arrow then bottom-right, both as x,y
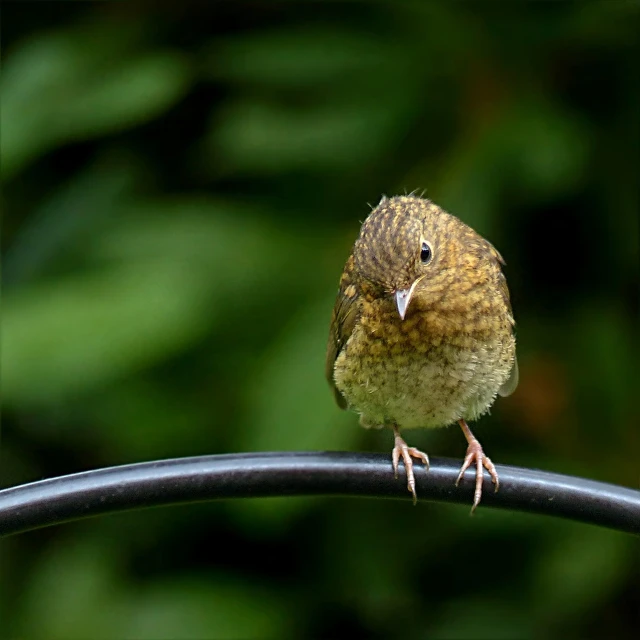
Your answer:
420,241 -> 432,264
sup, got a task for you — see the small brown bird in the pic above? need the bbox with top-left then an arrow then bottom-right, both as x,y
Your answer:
326,195 -> 518,511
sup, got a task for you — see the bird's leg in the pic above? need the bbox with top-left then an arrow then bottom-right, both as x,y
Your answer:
391,425 -> 430,505
455,419 -> 499,513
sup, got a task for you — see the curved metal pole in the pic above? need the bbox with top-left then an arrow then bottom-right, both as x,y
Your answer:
0,452 -> 638,537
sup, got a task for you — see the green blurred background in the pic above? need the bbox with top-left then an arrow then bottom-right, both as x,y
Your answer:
2,1 -> 638,638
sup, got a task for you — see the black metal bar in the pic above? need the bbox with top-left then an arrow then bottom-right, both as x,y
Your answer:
0,452 -> 638,537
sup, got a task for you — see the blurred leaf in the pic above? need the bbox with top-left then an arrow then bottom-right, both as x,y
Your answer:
91,198 -> 288,278
198,25 -> 419,177
206,98 -> 411,175
2,25 -> 190,178
13,535 -> 291,639
203,27 -> 396,86
13,536 -> 123,638
120,578 -> 292,639
238,293 -> 357,453
435,98 -> 589,232
3,200 -> 297,407
230,293 -> 358,524
530,525 -> 634,628
429,597 -> 532,640
91,198 -> 308,313
66,51 -> 190,136
3,158 -> 137,287
570,0 -> 640,47
88,379 -> 214,460
3,262 -> 211,404
501,100 -> 590,196
571,305 -> 635,436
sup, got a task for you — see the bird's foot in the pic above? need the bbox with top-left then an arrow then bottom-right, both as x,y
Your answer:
391,426 -> 429,505
455,420 -> 499,514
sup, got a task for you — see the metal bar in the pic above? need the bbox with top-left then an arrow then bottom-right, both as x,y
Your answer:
1,452 -> 638,537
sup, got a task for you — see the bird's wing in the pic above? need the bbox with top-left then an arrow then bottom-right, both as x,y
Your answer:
325,255 -> 360,409
488,243 -> 519,397
486,244 -> 511,312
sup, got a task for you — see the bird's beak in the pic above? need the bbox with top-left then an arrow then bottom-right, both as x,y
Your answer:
394,279 -> 420,320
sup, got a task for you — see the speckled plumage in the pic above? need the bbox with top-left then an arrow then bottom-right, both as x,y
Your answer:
326,195 -> 518,509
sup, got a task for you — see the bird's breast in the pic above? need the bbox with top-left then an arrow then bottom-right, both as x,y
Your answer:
333,297 -> 515,429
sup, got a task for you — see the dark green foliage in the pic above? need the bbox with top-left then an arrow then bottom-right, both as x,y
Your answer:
2,2 -> 638,638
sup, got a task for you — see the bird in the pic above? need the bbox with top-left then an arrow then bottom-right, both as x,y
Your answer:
326,194 -> 518,511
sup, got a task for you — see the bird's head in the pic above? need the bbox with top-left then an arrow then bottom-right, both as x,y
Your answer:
353,195 -> 446,320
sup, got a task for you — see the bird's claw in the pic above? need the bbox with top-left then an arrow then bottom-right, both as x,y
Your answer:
392,428 -> 429,505
455,438 -> 499,514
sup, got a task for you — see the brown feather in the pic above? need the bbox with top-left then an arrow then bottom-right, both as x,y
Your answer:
325,255 -> 360,409
487,242 -> 519,396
